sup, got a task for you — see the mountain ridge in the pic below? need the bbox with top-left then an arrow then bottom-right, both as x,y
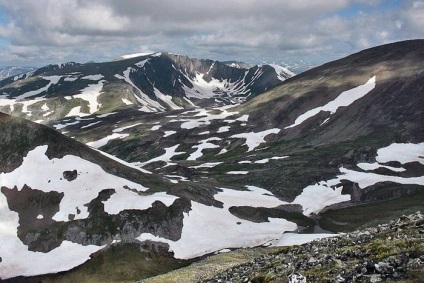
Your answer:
0,40 -> 423,281
0,52 -> 293,122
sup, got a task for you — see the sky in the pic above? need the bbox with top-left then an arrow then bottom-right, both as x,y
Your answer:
0,0 -> 423,68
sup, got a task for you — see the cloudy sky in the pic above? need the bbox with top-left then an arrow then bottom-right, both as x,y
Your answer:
0,0 -> 423,68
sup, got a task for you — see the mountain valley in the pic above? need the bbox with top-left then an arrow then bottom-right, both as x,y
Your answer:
0,40 -> 423,282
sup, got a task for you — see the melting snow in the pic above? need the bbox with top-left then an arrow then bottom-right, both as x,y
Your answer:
217,126 -> 230,133
154,88 -> 183,110
151,124 -> 161,131
81,74 -> 104,81
357,162 -> 406,172
66,106 -> 89,117
226,171 -> 249,175
137,186 -> 296,259
16,76 -> 62,99
86,133 -> 129,148
41,103 -> 49,111
122,98 -> 133,105
285,76 -> 376,129
269,64 -> 295,80
115,68 -> 164,112
113,122 -> 142,133
81,121 -> 101,129
189,162 -> 223,169
133,145 -> 185,168
172,107 -> 238,129
230,128 -> 280,152
104,191 -> 177,215
163,130 -> 177,137
0,145 -> 149,223
271,233 -> 335,247
135,59 -> 150,68
187,137 -> 221,160
53,120 -> 80,130
376,142 -> 424,165
97,112 -> 117,118
198,131 -> 210,135
72,80 -> 106,114
293,141 -> 424,215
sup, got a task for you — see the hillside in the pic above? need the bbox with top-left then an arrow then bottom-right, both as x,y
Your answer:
0,53 -> 293,122
144,212 -> 424,283
0,66 -> 36,80
0,40 -> 423,281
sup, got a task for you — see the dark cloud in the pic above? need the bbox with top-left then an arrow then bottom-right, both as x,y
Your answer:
0,0 -> 422,67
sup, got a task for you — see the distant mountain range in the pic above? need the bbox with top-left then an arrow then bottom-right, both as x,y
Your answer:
0,53 -> 293,122
0,66 -> 36,80
0,40 -> 423,282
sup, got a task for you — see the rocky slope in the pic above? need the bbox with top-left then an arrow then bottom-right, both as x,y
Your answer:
0,53 -> 293,122
144,211 -> 423,283
0,113 -> 194,280
203,212 -> 424,283
47,40 -> 423,231
0,40 -> 423,281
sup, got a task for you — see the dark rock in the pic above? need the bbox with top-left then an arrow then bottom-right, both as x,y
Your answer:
63,170 -> 78,181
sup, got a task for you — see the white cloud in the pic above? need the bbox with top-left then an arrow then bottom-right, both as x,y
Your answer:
0,0 -> 422,67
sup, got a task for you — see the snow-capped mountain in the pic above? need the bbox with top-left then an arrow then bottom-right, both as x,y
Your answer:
1,40 -> 423,282
0,53 -> 293,123
0,66 -> 36,80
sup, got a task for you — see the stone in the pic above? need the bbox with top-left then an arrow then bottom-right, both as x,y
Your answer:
63,169 -> 78,181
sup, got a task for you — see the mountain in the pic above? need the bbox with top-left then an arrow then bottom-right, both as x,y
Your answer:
0,66 -> 36,80
0,53 -> 293,123
0,112 -> 194,280
1,40 -> 423,281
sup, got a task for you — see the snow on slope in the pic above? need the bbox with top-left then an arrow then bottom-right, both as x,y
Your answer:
285,76 -> 376,129
0,146 -> 155,221
230,128 -> 281,151
293,142 -> 424,215
115,67 -> 165,112
170,106 -> 239,129
86,133 -> 129,148
138,186 -> 297,259
17,76 -> 62,99
0,145 -> 176,279
2,139 -> 419,278
182,73 -> 247,99
269,64 -> 296,80
71,80 -> 106,115
187,137 -> 221,160
133,145 -> 186,168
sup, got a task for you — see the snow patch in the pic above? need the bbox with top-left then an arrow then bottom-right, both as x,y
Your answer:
122,98 -> 133,105
230,128 -> 280,152
113,122 -> 142,133
163,131 -> 177,137
16,76 -> 62,99
81,74 -> 104,81
133,145 -> 185,168
285,76 -> 376,129
187,137 -> 221,160
86,133 -> 129,148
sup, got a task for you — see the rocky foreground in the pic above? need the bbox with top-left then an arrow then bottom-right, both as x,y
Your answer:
145,212 -> 424,283
204,212 -> 424,283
